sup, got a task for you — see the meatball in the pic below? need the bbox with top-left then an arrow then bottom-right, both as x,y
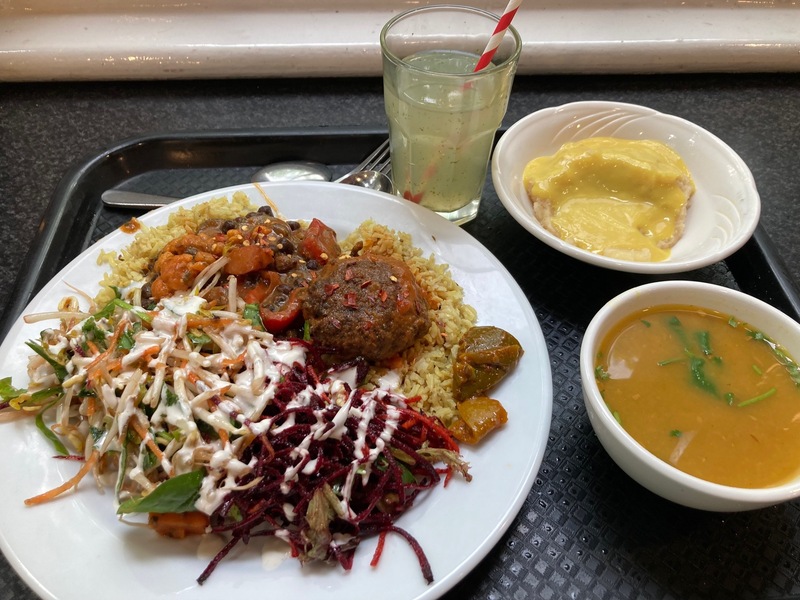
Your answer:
302,254 -> 430,361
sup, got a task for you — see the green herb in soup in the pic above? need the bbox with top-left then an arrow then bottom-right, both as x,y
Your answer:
595,304 -> 800,488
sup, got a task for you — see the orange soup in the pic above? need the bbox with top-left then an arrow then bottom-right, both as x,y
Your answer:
595,304 -> 800,488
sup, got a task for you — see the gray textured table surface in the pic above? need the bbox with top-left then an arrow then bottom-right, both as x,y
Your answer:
1,73 -> 799,599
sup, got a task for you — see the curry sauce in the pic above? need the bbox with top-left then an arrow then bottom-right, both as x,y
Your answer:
596,305 -> 800,488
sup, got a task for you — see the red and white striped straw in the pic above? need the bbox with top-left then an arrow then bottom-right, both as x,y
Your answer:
473,0 -> 522,72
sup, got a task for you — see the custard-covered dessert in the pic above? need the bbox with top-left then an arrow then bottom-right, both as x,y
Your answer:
523,137 -> 695,261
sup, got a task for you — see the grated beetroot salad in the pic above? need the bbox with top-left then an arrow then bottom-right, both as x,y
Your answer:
199,353 -> 471,584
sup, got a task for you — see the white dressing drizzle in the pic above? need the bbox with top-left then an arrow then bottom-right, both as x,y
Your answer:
25,286 -> 411,527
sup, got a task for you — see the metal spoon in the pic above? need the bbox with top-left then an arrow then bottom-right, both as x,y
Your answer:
336,169 -> 394,194
102,145 -> 392,208
101,160 -> 334,209
251,160 -> 332,183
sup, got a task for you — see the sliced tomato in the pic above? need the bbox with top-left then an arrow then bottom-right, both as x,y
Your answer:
299,218 -> 340,264
239,271 -> 281,305
259,288 -> 303,333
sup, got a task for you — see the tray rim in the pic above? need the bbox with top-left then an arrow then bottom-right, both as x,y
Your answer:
3,125 -> 800,341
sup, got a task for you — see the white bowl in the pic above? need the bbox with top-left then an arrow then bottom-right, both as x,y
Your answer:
580,280 -> 800,512
492,101 -> 761,274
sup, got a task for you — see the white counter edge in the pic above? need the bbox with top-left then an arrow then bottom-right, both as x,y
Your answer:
1,5 -> 799,81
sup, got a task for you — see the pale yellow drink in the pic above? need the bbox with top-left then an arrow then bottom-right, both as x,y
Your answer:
384,50 -> 511,222
380,6 -> 520,225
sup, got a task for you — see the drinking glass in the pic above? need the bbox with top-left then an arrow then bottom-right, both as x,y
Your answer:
381,4 -> 521,225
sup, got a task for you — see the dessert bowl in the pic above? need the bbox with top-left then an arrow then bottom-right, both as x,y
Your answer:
492,101 -> 761,274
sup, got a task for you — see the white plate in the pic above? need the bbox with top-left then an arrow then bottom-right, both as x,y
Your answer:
491,100 -> 761,274
0,182 -> 552,600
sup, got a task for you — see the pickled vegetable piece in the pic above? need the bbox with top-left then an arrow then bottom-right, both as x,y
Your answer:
453,326 -> 523,401
148,511 -> 210,539
449,396 -> 508,444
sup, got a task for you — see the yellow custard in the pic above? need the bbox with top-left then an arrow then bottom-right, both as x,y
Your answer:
523,137 -> 695,262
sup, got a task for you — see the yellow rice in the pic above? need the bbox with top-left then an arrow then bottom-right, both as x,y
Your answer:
94,196 -> 475,423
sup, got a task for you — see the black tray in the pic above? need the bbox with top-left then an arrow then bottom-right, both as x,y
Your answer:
4,127 -> 800,600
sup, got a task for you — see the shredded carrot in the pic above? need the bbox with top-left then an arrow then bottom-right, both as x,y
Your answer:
84,318 -> 129,373
105,358 -> 122,373
218,428 -> 230,445
439,466 -> 455,487
141,345 -> 161,361
85,339 -> 101,356
370,530 -> 388,567
400,410 -> 460,452
221,352 -> 247,367
185,316 -> 233,330
86,357 -> 121,390
208,392 -> 232,444
24,449 -> 100,506
130,418 -> 170,475
85,396 -> 97,418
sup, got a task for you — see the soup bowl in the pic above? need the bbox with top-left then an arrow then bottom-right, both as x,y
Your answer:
580,280 -> 800,512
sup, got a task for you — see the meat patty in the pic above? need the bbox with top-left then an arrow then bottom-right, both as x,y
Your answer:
302,253 -> 430,361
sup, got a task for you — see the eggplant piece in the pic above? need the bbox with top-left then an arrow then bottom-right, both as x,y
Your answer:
452,326 -> 523,402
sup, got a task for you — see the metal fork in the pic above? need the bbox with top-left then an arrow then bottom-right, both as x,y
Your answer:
334,139 -> 391,183
334,139 -> 393,193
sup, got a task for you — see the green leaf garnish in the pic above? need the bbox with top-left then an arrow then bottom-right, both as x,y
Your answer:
738,387 -> 777,408
34,400 -> 69,456
746,328 -> 800,388
0,377 -> 25,401
658,357 -> 684,367
164,387 -> 180,407
187,331 -> 212,346
81,318 -> 108,351
117,469 -> 205,514
695,331 -> 712,356
242,304 -> 264,330
118,330 -> 135,350
689,357 -> 718,397
25,341 -> 68,382
94,298 -> 152,323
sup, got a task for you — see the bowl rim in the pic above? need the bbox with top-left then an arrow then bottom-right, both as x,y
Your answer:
580,280 -> 800,505
492,100 -> 762,275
